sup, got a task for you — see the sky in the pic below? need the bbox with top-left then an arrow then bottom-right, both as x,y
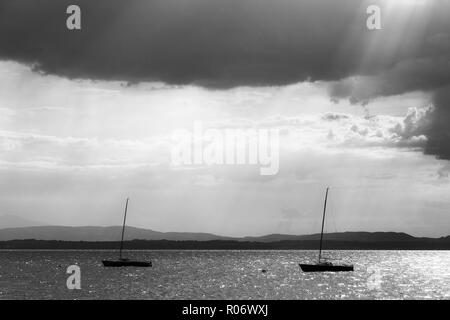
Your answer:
0,0 -> 449,237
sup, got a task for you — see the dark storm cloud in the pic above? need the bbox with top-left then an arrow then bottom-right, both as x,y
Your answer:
0,0 -> 383,86
424,86 -> 450,160
328,57 -> 450,104
1,0 -> 450,158
0,0 -> 447,87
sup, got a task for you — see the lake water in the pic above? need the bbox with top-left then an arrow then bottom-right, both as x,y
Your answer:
0,250 -> 448,299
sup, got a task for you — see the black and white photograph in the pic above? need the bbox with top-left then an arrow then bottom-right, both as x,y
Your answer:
0,0 -> 449,308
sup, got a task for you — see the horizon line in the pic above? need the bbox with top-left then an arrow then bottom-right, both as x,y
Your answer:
0,224 -> 448,239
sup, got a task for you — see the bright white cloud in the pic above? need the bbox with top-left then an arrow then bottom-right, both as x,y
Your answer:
0,60 -> 448,237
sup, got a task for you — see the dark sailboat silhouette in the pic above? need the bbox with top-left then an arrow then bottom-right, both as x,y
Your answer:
102,198 -> 152,267
299,187 -> 354,272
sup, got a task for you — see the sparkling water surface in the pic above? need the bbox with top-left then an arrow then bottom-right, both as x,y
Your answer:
0,250 -> 448,299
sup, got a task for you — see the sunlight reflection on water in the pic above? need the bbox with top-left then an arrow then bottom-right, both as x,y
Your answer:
0,250 -> 448,299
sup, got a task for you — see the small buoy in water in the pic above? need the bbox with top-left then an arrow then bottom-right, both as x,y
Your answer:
261,269 -> 267,273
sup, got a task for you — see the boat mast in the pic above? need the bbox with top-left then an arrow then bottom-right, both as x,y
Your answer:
119,198 -> 129,260
318,187 -> 329,263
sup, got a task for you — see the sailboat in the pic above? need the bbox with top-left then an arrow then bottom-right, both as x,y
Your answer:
102,198 -> 152,267
299,187 -> 354,272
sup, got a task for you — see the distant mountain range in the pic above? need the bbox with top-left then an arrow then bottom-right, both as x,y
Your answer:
0,214 -> 448,249
0,225 -> 448,245
0,225 -> 232,241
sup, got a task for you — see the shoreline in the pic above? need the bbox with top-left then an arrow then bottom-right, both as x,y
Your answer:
1,239 -> 449,250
